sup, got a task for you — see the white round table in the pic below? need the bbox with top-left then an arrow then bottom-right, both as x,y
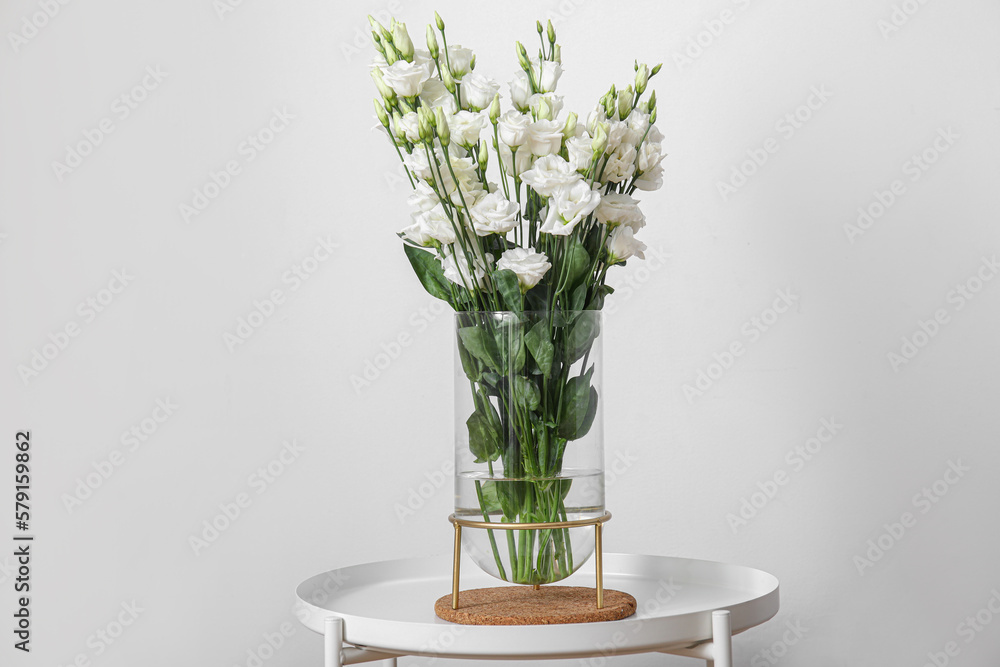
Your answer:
294,553 -> 779,667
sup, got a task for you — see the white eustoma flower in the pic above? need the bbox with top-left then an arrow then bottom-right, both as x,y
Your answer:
586,104 -> 607,135
602,144 -> 637,183
539,181 -> 601,236
402,149 -> 435,180
536,60 -> 563,93
527,93 -> 564,118
419,78 -> 458,114
637,140 -> 664,173
395,111 -> 421,143
459,72 -> 499,110
497,247 -> 552,291
442,247 -> 492,288
381,60 -> 431,97
415,203 -> 458,245
412,49 -> 437,78
565,135 -> 594,171
595,193 -> 645,231
498,110 -> 532,147
406,181 -> 439,212
606,225 -> 647,262
605,120 -> 640,152
449,111 -> 486,147
498,143 -> 533,176
520,155 -> 581,196
447,45 -> 474,77
509,71 -> 532,111
634,163 -> 664,191
526,119 -> 564,156
401,218 -> 433,247
470,191 -> 519,236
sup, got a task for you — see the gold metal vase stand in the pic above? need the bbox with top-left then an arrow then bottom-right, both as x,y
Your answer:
448,511 -> 612,610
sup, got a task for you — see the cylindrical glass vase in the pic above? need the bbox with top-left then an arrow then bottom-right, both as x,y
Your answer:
454,310 -> 604,585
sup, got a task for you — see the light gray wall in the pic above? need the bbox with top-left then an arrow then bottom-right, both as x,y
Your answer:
2,0 -> 998,665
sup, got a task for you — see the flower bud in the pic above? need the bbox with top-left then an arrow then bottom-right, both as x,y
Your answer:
617,89 -> 632,119
648,89 -> 657,112
478,139 -> 489,170
536,20 -> 543,35
651,63 -> 663,76
417,108 -> 433,143
435,11 -> 445,31
635,63 -> 649,94
563,112 -> 577,139
397,97 -> 414,114
603,93 -> 616,119
546,20 -> 556,44
470,54 -> 476,71
370,67 -> 396,104
433,107 -> 451,145
392,22 -> 414,61
367,15 -> 382,31
441,66 -> 456,93
650,107 -> 658,124
516,42 -> 531,72
535,96 -> 552,120
426,25 -> 439,59
552,44 -> 561,63
369,29 -> 383,51
391,111 -> 406,141
592,122 -> 609,154
379,24 -> 392,43
374,99 -> 390,128
488,93 -> 501,124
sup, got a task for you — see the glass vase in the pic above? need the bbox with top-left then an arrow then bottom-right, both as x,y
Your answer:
454,310 -> 604,585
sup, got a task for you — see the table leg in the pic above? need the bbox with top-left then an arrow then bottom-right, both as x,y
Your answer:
711,610 -> 732,667
325,616 -> 344,667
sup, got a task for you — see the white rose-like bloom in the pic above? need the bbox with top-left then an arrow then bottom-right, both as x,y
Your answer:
605,120 -> 641,152
602,144 -> 637,183
498,143 -> 533,176
419,78 -> 458,114
526,119 -> 565,156
498,110 -> 531,147
447,45 -> 474,77
497,247 -> 552,292
527,93 -> 564,118
535,60 -> 563,93
634,163 -> 664,191
565,135 -> 594,172
586,104 -> 607,135
459,72 -> 499,110
509,71 -> 532,111
449,111 -> 486,147
412,49 -> 437,78
539,181 -> 601,236
606,225 -> 647,262
442,247 -> 493,289
381,60 -> 431,98
595,193 -> 645,231
406,204 -> 457,245
637,140 -> 664,173
470,191 -> 519,236
394,111 -> 421,143
402,149 -> 434,180
400,218 -> 433,247
521,154 -> 581,197
406,181 -> 439,212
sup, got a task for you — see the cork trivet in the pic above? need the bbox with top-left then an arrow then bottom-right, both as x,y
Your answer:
434,586 -> 636,625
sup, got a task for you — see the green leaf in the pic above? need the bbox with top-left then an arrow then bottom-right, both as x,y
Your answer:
479,480 -> 502,513
564,239 -> 591,290
566,314 -> 600,364
494,320 -> 526,373
458,326 -> 501,371
513,375 -> 541,411
467,408 -> 501,463
403,244 -> 453,304
558,366 -> 596,440
586,284 -> 614,311
570,283 -> 588,311
524,320 -> 555,378
493,269 -> 522,313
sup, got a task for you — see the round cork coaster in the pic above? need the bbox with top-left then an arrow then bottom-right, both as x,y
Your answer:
434,586 -> 636,625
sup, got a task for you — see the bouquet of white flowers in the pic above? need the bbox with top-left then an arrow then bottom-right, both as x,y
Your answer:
370,13 -> 664,585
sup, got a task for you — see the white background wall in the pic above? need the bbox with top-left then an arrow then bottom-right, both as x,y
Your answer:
2,0 -> 999,665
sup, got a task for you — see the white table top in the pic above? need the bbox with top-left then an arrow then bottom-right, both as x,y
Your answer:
294,553 -> 779,660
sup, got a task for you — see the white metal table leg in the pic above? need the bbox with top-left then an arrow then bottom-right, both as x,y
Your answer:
711,610 -> 732,667
325,616 -> 344,667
